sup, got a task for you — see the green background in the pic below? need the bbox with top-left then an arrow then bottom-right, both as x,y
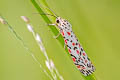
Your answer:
0,0 -> 120,80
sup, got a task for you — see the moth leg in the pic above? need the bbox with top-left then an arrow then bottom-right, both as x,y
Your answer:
53,29 -> 62,39
47,23 -> 56,26
64,43 -> 66,49
53,32 -> 61,39
47,23 -> 60,38
47,24 -> 62,39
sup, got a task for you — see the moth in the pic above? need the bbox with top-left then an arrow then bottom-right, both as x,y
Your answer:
42,10 -> 95,76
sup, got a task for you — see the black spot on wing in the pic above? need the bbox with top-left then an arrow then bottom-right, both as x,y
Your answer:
70,54 -> 77,59
70,40 -> 72,42
73,47 -> 77,50
76,43 -> 78,45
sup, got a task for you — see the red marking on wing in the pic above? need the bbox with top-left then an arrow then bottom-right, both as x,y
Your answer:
68,49 -> 71,53
67,32 -> 71,35
77,65 -> 81,68
85,60 -> 87,63
79,44 -> 80,48
61,31 -> 64,36
65,40 -> 67,44
72,58 -> 76,62
72,43 -> 75,46
82,67 -> 85,69
76,50 -> 79,54
80,57 -> 82,60
83,53 -> 86,56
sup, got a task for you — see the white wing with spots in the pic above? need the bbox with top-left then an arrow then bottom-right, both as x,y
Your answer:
56,17 -> 95,76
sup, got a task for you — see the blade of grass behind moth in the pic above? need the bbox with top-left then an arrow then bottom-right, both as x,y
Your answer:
0,16 -> 53,80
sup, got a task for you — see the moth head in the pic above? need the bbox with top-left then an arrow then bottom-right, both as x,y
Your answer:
56,17 -> 67,29
56,17 -> 62,25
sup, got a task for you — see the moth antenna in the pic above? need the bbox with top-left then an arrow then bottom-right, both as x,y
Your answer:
36,0 -> 58,18
33,13 -> 57,18
45,7 -> 58,17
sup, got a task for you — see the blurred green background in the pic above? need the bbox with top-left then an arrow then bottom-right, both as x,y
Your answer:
0,0 -> 120,80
